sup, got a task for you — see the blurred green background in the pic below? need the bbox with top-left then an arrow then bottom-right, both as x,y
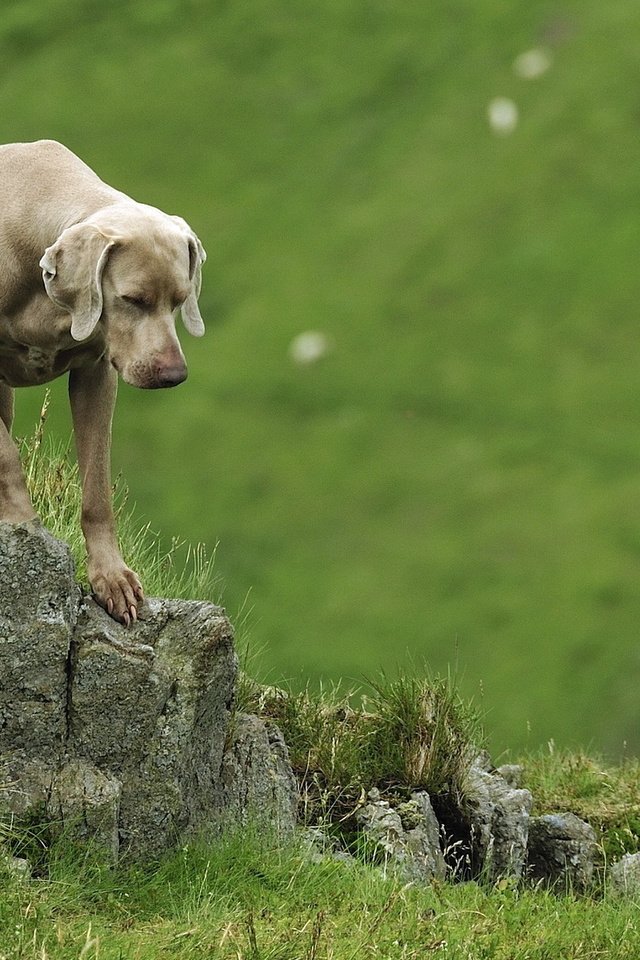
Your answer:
3,0 -> 640,756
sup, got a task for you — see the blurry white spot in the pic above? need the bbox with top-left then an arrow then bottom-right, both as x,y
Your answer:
513,47 -> 552,80
487,97 -> 519,136
289,331 -> 331,365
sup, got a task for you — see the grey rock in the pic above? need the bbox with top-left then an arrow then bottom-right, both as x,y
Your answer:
463,761 -> 533,881
527,813 -> 599,890
608,853 -> 640,898
472,750 -> 494,773
397,792 -> 446,881
356,789 -> 445,883
0,757 -> 54,820
69,597 -> 237,858
0,522 -> 78,753
299,826 -> 330,865
496,764 -> 524,788
357,794 -> 403,846
0,755 -> 121,858
220,713 -> 298,835
48,760 -> 121,859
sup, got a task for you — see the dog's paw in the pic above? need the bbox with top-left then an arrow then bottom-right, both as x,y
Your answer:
90,564 -> 145,627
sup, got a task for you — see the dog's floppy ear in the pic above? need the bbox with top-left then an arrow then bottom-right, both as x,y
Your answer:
172,216 -> 206,337
40,223 -> 116,341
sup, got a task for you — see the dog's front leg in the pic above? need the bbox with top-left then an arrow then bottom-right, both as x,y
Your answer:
69,359 -> 143,625
0,382 -> 37,523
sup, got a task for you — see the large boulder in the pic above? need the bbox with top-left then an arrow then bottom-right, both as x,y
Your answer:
0,524 -> 297,860
48,759 -> 121,859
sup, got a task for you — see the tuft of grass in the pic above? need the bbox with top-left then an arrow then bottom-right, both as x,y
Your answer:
363,673 -> 482,797
18,395 -> 220,605
243,671 -> 482,830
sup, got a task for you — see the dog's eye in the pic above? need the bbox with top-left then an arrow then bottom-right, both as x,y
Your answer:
122,294 -> 150,309
172,295 -> 188,311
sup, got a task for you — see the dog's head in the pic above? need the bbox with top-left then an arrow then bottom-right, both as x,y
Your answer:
39,204 -> 206,389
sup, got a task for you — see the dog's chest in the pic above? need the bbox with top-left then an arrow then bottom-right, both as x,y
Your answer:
20,346 -> 55,379
0,334 -> 99,387
0,298 -> 100,386
0,344 -> 66,385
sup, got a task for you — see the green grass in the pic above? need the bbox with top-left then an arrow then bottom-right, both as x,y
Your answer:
2,827 -> 640,960
3,0 -> 640,756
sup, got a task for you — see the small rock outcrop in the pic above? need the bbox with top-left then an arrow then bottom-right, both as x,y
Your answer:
527,813 -> 599,891
355,788 -> 446,883
462,755 -> 533,881
0,523 -> 297,860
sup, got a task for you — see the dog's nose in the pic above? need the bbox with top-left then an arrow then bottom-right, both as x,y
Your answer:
156,364 -> 188,387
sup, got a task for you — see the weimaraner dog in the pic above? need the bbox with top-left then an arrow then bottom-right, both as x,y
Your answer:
0,140 -> 206,625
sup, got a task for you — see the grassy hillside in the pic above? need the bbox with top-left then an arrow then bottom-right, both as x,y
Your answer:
2,0 -> 640,754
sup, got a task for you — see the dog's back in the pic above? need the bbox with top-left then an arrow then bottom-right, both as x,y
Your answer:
0,141 -> 121,301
